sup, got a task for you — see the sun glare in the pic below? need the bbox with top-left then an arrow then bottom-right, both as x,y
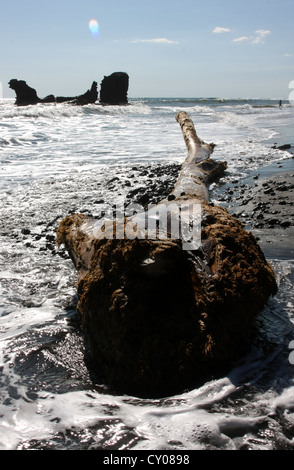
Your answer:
89,19 -> 99,38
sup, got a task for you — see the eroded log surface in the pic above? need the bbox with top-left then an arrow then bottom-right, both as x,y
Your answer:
57,112 -> 277,397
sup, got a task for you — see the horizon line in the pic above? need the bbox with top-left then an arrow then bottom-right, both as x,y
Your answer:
1,95 -> 289,101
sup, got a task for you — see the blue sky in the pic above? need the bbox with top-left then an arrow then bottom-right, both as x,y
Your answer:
1,0 -> 293,98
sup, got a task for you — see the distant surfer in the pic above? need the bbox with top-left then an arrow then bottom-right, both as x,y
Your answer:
279,100 -> 282,108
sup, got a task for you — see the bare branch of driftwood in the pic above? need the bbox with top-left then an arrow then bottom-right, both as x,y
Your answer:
168,112 -> 226,202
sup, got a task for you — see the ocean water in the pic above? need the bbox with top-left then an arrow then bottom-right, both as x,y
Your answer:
0,97 -> 294,451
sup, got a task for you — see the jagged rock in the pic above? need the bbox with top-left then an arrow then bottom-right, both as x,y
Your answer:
9,79 -> 41,106
56,81 -> 98,105
9,79 -> 98,106
99,72 -> 129,105
271,144 -> 292,151
42,94 -> 56,104
73,81 -> 98,105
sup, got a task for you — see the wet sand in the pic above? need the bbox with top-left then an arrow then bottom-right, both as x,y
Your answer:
215,156 -> 294,261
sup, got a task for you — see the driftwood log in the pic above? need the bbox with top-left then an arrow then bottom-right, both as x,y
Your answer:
56,112 -> 277,397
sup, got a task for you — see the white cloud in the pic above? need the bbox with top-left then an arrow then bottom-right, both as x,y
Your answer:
131,38 -> 179,44
284,53 -> 292,57
252,29 -> 271,44
233,36 -> 250,43
232,29 -> 271,45
213,27 -> 231,34
256,29 -> 271,36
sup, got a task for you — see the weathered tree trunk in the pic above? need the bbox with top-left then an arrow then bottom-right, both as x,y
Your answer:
56,112 -> 277,397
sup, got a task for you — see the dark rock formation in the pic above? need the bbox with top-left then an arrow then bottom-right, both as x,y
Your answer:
74,81 -> 98,105
9,79 -> 41,106
41,94 -> 56,104
271,144 -> 292,151
9,79 -> 98,106
9,73 -> 129,106
56,81 -> 98,105
56,112 -> 277,397
99,72 -> 129,105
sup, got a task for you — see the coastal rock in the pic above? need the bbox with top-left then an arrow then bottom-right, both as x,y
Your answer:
271,144 -> 292,151
9,79 -> 98,106
9,79 -> 41,106
56,81 -> 98,105
99,72 -> 129,105
42,94 -> 56,104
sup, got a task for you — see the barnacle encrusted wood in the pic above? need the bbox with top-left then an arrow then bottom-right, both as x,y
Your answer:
57,112 -> 277,397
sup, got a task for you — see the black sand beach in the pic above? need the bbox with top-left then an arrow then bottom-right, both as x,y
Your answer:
215,156 -> 294,262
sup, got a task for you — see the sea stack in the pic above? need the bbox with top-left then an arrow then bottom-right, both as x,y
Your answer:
9,79 -> 98,106
99,72 -> 129,105
9,79 -> 42,106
